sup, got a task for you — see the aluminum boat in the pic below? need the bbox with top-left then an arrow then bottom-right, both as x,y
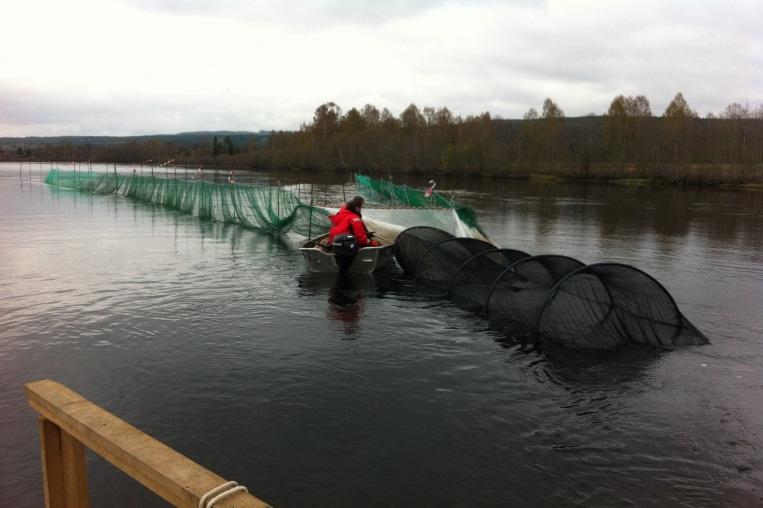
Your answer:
300,234 -> 394,274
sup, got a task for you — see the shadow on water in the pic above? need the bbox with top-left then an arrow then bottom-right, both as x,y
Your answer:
371,268 -> 663,387
298,272 -> 395,337
539,342 -> 661,386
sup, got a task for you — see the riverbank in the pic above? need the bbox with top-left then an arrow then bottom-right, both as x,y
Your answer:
370,162 -> 763,188
8,157 -> 763,189
167,158 -> 763,188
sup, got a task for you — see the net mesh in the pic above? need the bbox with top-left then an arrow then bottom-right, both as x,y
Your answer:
414,238 -> 496,288
45,169 -> 330,236
393,227 -> 455,274
537,264 -> 708,349
355,173 -> 455,208
487,256 -> 585,329
393,226 -> 708,350
355,173 -> 487,238
449,249 -> 531,312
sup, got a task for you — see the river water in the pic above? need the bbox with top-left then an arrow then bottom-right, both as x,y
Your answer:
1,162 -> 762,507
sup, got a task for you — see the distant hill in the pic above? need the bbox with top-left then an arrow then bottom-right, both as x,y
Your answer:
0,130 -> 273,148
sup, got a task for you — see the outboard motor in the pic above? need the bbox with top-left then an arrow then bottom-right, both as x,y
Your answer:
332,233 -> 359,272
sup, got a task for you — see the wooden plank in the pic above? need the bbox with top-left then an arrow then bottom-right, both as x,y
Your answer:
26,380 -> 271,508
38,417 -> 66,508
61,430 -> 90,508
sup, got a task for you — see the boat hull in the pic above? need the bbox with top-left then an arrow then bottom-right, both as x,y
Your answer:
300,237 -> 393,274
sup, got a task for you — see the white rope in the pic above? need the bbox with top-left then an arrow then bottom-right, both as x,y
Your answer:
198,481 -> 249,508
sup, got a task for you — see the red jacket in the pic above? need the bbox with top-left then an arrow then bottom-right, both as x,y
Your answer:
328,206 -> 369,246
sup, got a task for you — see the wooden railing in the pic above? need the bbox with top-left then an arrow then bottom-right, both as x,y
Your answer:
25,379 -> 271,508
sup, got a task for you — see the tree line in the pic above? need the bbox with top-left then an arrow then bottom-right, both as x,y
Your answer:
262,93 -> 763,183
7,92 -> 763,184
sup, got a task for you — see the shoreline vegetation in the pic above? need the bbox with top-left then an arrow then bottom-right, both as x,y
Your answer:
4,92 -> 763,188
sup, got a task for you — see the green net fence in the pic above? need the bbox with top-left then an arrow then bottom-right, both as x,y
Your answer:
45,169 -> 330,237
354,173 -> 486,236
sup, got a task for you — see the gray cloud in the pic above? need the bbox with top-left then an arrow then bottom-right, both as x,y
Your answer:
1,0 -> 761,136
122,0 -> 532,29
0,85 -> 312,136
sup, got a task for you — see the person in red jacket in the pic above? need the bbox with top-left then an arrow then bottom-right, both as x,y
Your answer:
327,196 -> 379,248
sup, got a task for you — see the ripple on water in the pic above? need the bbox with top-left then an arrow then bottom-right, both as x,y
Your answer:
0,170 -> 762,507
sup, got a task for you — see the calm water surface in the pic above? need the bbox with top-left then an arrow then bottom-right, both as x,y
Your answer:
1,163 -> 762,507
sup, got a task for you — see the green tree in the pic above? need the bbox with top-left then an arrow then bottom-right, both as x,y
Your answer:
341,107 -> 366,133
435,107 -> 453,127
312,102 -> 342,142
663,92 -> 697,164
541,98 -> 565,164
400,104 -> 425,132
520,108 -> 540,165
664,92 -> 696,118
380,108 -> 399,131
361,104 -> 381,126
605,95 -> 628,164
605,94 -> 651,164
399,104 -> 425,171
720,102 -> 752,163
223,135 -> 234,156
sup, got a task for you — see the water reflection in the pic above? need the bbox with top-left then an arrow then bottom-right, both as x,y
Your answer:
327,275 -> 367,336
299,273 -> 383,336
3,166 -> 763,507
489,324 -> 658,388
459,179 -> 763,254
542,344 -> 660,386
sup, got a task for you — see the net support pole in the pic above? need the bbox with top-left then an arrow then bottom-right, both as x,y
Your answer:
308,190 -> 314,240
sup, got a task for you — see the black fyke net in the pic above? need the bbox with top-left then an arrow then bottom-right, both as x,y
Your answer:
394,226 -> 708,350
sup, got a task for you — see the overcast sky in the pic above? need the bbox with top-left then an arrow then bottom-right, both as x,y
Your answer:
1,0 -> 761,136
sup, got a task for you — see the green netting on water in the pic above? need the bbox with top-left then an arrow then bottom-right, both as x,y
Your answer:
45,169 -> 330,237
355,173 -> 486,235
355,174 -> 455,208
